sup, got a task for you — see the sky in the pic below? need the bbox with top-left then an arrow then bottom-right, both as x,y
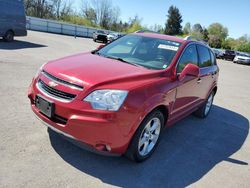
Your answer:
74,0 -> 250,39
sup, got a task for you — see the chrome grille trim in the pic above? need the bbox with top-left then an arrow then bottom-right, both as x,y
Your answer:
42,70 -> 83,90
37,79 -> 76,102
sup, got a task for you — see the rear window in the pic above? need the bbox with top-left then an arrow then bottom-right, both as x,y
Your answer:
197,45 -> 212,67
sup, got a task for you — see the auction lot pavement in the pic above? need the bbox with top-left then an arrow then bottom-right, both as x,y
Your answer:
0,31 -> 249,188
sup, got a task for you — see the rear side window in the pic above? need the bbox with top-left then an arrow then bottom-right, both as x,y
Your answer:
197,45 -> 212,67
209,50 -> 216,65
177,45 -> 198,73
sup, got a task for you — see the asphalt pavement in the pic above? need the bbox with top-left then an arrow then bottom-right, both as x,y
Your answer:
0,31 -> 249,188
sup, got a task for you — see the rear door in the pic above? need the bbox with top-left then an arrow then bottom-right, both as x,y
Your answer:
0,0 -> 8,36
196,45 -> 218,100
14,0 -> 27,35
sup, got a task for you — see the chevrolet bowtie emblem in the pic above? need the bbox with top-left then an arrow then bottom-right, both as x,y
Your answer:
48,81 -> 58,88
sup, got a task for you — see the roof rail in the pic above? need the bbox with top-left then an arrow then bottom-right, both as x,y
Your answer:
184,35 -> 209,45
134,30 -> 159,34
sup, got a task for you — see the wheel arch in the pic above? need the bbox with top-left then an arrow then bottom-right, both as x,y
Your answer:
6,29 -> 15,36
213,86 -> 218,95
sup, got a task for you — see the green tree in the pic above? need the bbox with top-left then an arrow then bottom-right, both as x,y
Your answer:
164,5 -> 183,35
183,22 -> 191,35
222,38 -> 236,49
208,35 -> 222,48
191,23 -> 203,39
207,23 -> 228,48
127,23 -> 144,33
236,42 -> 250,53
192,23 -> 203,33
202,28 -> 209,41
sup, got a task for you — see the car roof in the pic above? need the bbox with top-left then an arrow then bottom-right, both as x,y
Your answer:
132,33 -> 186,44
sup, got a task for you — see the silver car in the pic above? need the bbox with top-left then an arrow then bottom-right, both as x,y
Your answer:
233,53 -> 250,65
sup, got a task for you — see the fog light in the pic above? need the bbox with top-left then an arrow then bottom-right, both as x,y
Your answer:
95,144 -> 111,152
106,145 -> 111,152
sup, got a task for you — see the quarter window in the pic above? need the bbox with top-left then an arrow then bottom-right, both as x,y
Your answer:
197,45 -> 212,67
177,45 -> 198,73
209,50 -> 216,65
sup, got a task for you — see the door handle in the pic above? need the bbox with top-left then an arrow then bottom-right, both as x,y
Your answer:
211,72 -> 216,78
197,78 -> 202,84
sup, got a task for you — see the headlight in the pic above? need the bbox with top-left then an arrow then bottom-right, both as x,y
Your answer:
35,63 -> 46,78
84,90 -> 128,111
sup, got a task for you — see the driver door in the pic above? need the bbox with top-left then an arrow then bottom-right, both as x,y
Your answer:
170,44 -> 202,120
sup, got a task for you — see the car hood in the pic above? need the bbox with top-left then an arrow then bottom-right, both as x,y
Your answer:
43,53 -> 158,88
236,55 -> 250,60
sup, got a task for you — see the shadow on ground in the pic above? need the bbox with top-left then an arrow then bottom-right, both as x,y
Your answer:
0,39 -> 47,50
48,105 -> 249,188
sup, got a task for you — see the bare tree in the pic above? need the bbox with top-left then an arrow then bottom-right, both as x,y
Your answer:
24,0 -> 72,19
52,0 -> 62,18
81,0 -> 120,29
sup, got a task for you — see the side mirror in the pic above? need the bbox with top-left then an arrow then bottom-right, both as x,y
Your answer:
97,44 -> 105,50
178,63 -> 199,81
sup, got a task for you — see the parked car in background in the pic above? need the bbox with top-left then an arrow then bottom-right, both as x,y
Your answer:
28,33 -> 219,162
222,50 -> 236,61
0,0 -> 27,42
93,30 -> 107,43
212,48 -> 224,59
233,53 -> 250,65
107,32 -> 122,42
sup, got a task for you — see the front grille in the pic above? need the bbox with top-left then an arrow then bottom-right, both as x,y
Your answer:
238,58 -> 246,61
37,79 -> 76,101
42,70 -> 83,90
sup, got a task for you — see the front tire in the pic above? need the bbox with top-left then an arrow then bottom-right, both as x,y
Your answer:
125,110 -> 165,162
194,91 -> 214,118
3,30 -> 14,42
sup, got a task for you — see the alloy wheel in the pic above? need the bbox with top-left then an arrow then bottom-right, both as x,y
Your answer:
138,117 -> 161,156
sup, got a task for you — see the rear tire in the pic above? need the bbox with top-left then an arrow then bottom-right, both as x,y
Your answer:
194,91 -> 214,118
125,110 -> 165,162
3,30 -> 14,42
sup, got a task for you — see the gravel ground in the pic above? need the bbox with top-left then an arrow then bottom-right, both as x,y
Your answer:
0,31 -> 249,188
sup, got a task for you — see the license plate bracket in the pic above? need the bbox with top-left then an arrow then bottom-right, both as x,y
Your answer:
35,95 -> 54,118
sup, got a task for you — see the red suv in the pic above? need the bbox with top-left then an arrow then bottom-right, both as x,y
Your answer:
28,33 -> 219,162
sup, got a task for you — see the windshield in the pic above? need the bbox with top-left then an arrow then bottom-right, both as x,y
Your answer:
97,30 -> 105,34
97,35 -> 181,70
238,53 -> 250,57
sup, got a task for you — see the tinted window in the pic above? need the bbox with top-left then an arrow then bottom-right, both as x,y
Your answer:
97,30 -> 105,34
210,50 -> 216,65
177,45 -> 198,72
197,45 -> 212,67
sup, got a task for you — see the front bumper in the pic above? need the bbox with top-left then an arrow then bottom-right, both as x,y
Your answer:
33,111 -> 120,156
28,80 -> 140,155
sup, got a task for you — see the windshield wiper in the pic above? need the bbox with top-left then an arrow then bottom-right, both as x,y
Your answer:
105,56 -> 142,67
91,50 -> 100,55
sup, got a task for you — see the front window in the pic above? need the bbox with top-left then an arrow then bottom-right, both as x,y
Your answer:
97,30 -> 105,34
177,45 -> 198,73
97,35 -> 181,70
